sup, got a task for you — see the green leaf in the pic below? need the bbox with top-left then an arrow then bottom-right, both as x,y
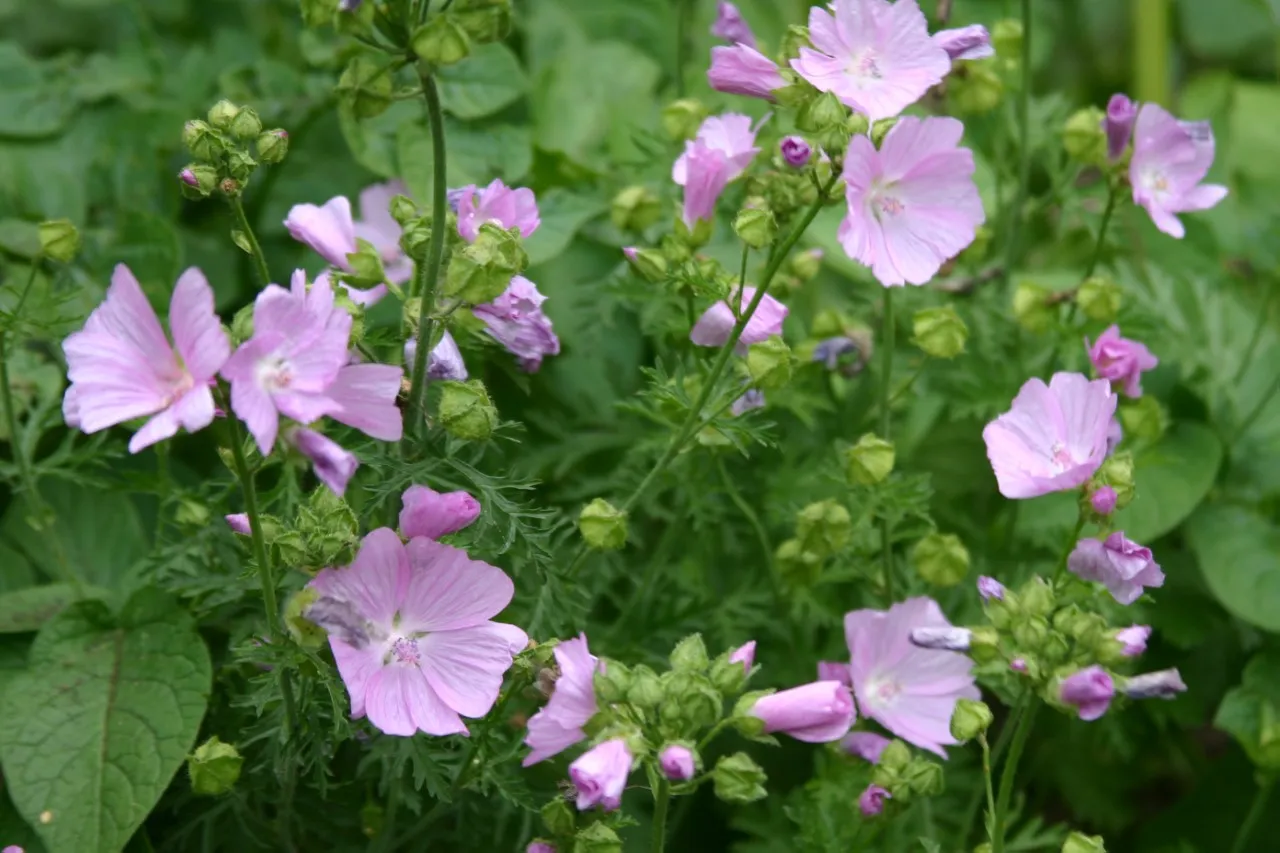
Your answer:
0,584 -> 104,634
0,43 -> 74,138
106,209 -> 183,298
397,118 -> 531,196
0,217 -> 39,257
1112,423 -> 1222,542
523,190 -> 607,266
437,43 -> 527,120
1186,504 -> 1280,632
1214,652 -> 1280,769
0,587 -> 211,853
0,780 -> 45,853
339,100 -> 420,178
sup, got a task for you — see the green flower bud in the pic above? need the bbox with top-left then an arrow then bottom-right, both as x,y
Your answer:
1042,633 -> 1071,664
229,105 -> 262,141
273,528 -> 306,567
187,736 -> 243,796
256,129 -> 289,164
627,665 -> 664,710
219,177 -> 243,198
661,98 -> 708,141
541,798 -> 575,837
845,112 -> 870,137
844,433 -> 896,485
712,753 -> 768,803
283,588 -> 326,649
733,206 -> 778,249
968,626 -> 1002,664
390,194 -> 419,227
871,117 -> 898,147
455,0 -> 512,43
1076,276 -> 1122,322
778,24 -> 812,61
337,56 -> 393,120
991,19 -> 1023,59
795,499 -> 852,558
623,247 -> 667,282
1062,832 -> 1107,853
207,99 -> 240,131
225,150 -> 257,182
674,209 -> 714,248
709,654 -> 749,695
1120,396 -> 1167,443
949,64 -> 1004,115
789,247 -> 824,282
447,223 -> 527,303
182,119 -> 223,161
37,219 -> 80,263
660,672 -> 721,730
1096,450 -> 1135,509
901,758 -> 944,796
796,91 -> 846,134
412,15 -> 472,66
578,498 -> 628,551
878,740 -> 912,774
573,821 -> 623,853
776,537 -> 821,586
746,336 -> 792,390
912,306 -> 968,359
671,634 -> 710,672
438,379 -> 498,441
611,186 -> 663,232
175,498 -> 210,528
344,240 -> 387,287
1012,616 -> 1049,650
950,698 -> 994,742
912,532 -> 970,587
594,661 -> 631,704
1019,578 -> 1055,617
1013,281 -> 1053,333
1063,106 -> 1108,168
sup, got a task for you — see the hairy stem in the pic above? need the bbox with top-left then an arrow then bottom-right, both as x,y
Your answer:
230,196 -> 271,287
960,700 -> 1020,844
1052,504 -> 1087,586
991,697 -> 1039,853
879,286 -> 896,604
1084,183 -> 1119,281
1230,774 -> 1275,853
651,778 -> 671,853
406,71 -> 449,440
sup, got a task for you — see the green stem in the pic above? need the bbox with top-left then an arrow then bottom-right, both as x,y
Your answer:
1083,184 -> 1119,281
1233,282 -> 1278,386
1052,505 -> 1087,586
405,72 -> 448,440
1,263 -> 41,502
879,287 -> 896,604
717,456 -> 792,642
960,701 -> 1021,845
1133,0 -> 1170,106
566,179 -> 838,576
651,778 -> 671,853
990,697 -> 1039,853
230,196 -> 271,287
1002,0 -> 1033,274
979,733 -> 997,842
1230,775 -> 1275,853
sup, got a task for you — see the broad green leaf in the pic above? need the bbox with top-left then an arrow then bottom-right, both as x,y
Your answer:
1112,423 -> 1222,542
0,587 -> 211,853
0,584 -> 104,634
523,190 -> 607,266
339,100 -> 419,179
0,781 -> 45,853
438,43 -> 527,120
0,217 -> 38,257
397,119 -> 531,197
1214,652 -> 1280,769
1186,504 -> 1280,632
0,43 -> 74,138
1177,0 -> 1273,59
102,209 -> 183,299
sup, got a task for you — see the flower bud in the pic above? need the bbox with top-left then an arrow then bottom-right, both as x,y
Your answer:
412,15 -> 472,66
660,672 -> 721,730
949,64 -> 1003,115
844,433 -> 895,486
1076,275 -> 1122,322
177,164 -> 216,200
780,135 -> 812,168
911,532 -> 970,587
709,656 -> 749,695
795,499 -> 852,558
182,119 -> 223,161
611,186 -> 662,232
1063,106 -> 1108,168
447,224 -> 528,303
1111,624 -> 1151,660
858,784 -> 891,816
912,306 -> 968,359
1012,281 -> 1053,332
1089,485 -> 1117,516
225,150 -> 257,182
389,194 -> 418,227
573,823 -> 622,853
991,19 -> 1023,60
187,736 -> 243,796
527,842 -> 556,853
578,498 -> 628,551
1119,395 -> 1167,443
438,379 -> 498,441
901,757 -> 944,796
659,744 -> 697,781
1104,93 -> 1137,162
344,240 -> 387,287
796,91 -> 845,134
950,699 -> 994,742
541,797 -> 575,837
622,247 -> 667,282
207,99 -> 240,130
256,128 -> 289,164
977,576 -> 1005,602
594,661 -> 631,703
1095,450 -> 1135,509
712,753 -> 767,803
175,498 -> 211,527
455,0 -> 513,43
229,105 -> 262,141
626,665 -> 664,709
871,117 -> 898,147
1012,616 -> 1049,651
968,626 -> 1002,664
219,177 -> 242,197
845,112 -> 870,137
788,247 -> 823,282
733,206 -> 778,249
337,56 -> 393,119
775,538 -> 821,586
1062,832 -> 1107,853
1059,666 -> 1115,720
661,98 -> 708,141
37,219 -> 80,262
1019,577 -> 1055,617
283,588 -> 326,649
746,336 -> 792,389
670,634 -> 710,672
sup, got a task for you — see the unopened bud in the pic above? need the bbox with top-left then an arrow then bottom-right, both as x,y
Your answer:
910,626 -> 972,652
256,129 -> 289,164
871,117 -> 898,147
712,753 -> 768,803
1062,832 -> 1107,853
991,19 -> 1023,60
659,744 -> 697,781
733,206 -> 778,249
661,98 -> 708,141
789,247 -> 823,282
611,186 -> 662,232
229,106 -> 262,141
207,99 -> 240,131
578,498 -> 628,551
912,532 -> 970,587
779,135 -> 812,168
844,433 -> 895,485
37,219 -> 80,262
1122,668 -> 1187,700
670,634 -> 710,672
623,247 -> 667,282
626,665 -> 664,709
187,736 -> 243,796
454,0 -> 512,43
950,699 -> 994,742
1012,281 -> 1053,332
977,576 -> 1005,602
912,306 -> 968,359
746,336 -> 792,389
1089,485 -> 1117,516
412,15 -> 472,66
949,64 -> 1003,115
1104,93 -> 1137,161
796,91 -> 845,134
438,379 -> 498,441
178,164 -> 215,198
1063,106 -> 1108,167
1076,276 -> 1122,322
1119,395 -> 1167,442
795,499 -> 852,558
182,119 -> 222,161
1095,451 -> 1135,509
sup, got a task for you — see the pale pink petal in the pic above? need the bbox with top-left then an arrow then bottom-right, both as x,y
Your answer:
419,623 -> 521,717
331,639 -> 384,718
399,538 -> 516,633
365,666 -> 467,736
310,527 -> 409,627
323,363 -> 404,441
285,196 -> 358,270
169,267 -> 230,381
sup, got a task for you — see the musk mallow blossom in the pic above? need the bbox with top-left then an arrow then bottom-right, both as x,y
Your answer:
1116,625 -> 1151,657
1067,532 -> 1165,605
843,597 -> 980,757
689,286 -> 788,353
290,427 -> 359,495
977,576 -> 1005,602
707,45 -> 787,100
1060,666 -> 1114,721
569,738 -> 632,811
1130,103 -> 1227,239
679,143 -> 732,227
323,361 -> 405,441
1104,94 -> 1137,161
673,114 -> 761,186
524,634 -> 601,765
659,744 -> 696,781
711,1 -> 756,47
455,179 -> 540,243
841,731 -> 891,763
354,180 -> 415,285
1086,325 -> 1159,398
62,265 -> 230,453
284,192 -> 401,306
839,116 -> 984,287
982,372 -> 1117,499
791,0 -> 950,122
399,484 -> 481,540
934,24 -> 993,62
747,681 -> 856,743
306,528 -> 527,736
404,330 -> 469,382
472,276 -> 561,372
858,784 -> 891,816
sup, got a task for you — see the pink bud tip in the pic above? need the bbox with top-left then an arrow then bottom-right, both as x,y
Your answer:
780,136 -> 811,167
858,784 -> 891,816
659,744 -> 696,781
1089,485 -> 1118,515
623,247 -> 639,261
1010,658 -> 1028,673
179,169 -> 199,187
225,513 -> 251,535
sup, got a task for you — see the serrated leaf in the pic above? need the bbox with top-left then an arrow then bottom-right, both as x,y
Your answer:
1112,423 -> 1222,542
1186,504 -> 1280,632
437,43 -> 527,120
0,587 -> 211,853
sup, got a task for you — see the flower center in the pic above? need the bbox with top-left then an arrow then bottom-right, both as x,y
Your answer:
864,675 -> 902,710
390,637 -> 421,666
847,50 -> 883,82
868,182 -> 905,222
1139,167 -> 1169,199
1049,441 -> 1075,472
255,355 -> 294,393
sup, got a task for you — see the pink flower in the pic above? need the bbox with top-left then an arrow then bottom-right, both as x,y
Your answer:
1104,94 -> 1137,161
791,0 -> 950,121
455,179 -> 540,243
291,427 -> 359,495
354,180 -> 415,285
839,116 -> 984,286
729,640 -> 756,671
977,576 -> 1005,602
708,45 -> 786,101
817,660 -> 852,685
689,286 -> 788,353
1123,668 -> 1186,699
285,196 -> 390,306
934,24 -> 993,62
221,274 -> 353,453
841,731 -> 891,763
323,362 -> 405,441
1059,666 -> 1114,721
1130,103 -> 1227,238
748,681 -> 856,743
679,142 -> 732,227
399,484 -> 481,540
844,597 -> 980,757
858,783 -> 891,816
527,844 -> 556,853
1086,325 -> 1159,398
473,276 -> 561,372
3,846 -> 24,853
404,330 -> 469,382
1067,532 -> 1165,605
569,738 -> 632,811
1115,625 -> 1151,657
1090,485 -> 1118,515
659,744 -> 696,781
225,514 -> 251,535
524,634 -> 601,765
306,528 -> 527,736
62,265 -> 230,454
982,372 -> 1117,499
711,1 -> 756,47
673,114 -> 761,186
780,136 -> 812,167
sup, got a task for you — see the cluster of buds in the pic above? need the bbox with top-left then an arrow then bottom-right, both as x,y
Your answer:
179,99 -> 288,199
776,499 -> 853,586
855,737 -> 946,818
